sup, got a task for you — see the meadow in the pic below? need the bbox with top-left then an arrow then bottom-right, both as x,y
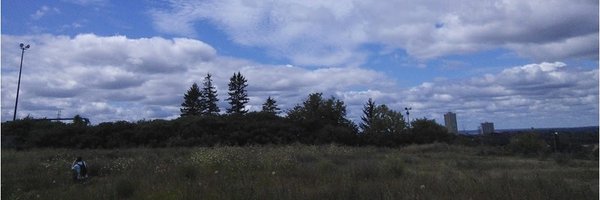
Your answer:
2,143 -> 598,200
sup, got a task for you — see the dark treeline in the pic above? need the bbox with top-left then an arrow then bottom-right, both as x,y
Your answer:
3,71 -> 596,156
1,112 -> 453,149
2,71 -> 455,149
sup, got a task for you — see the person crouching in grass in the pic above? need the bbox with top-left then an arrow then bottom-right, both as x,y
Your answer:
71,156 -> 88,181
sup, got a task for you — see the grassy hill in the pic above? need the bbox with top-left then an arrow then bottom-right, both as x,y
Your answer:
2,144 -> 598,200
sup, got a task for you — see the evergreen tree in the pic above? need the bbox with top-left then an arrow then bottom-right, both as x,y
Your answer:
180,83 -> 202,116
200,73 -> 220,115
226,72 -> 249,114
261,96 -> 280,114
360,98 -> 376,133
359,98 -> 406,135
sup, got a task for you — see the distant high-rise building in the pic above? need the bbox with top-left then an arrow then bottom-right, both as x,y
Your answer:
480,122 -> 495,134
444,112 -> 458,134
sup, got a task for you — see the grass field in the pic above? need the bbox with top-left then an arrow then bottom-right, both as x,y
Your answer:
2,143 -> 598,200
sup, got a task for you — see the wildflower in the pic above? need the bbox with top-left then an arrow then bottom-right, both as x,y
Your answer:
420,185 -> 425,190
272,171 -> 276,175
214,170 -> 219,174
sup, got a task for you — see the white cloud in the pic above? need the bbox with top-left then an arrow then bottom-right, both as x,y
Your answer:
1,34 -> 596,129
397,62 -> 599,129
61,0 -> 108,6
508,33 -> 599,61
31,6 -> 60,20
1,34 -> 389,123
151,0 -> 598,66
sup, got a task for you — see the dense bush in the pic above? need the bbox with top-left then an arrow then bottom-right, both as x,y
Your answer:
1,113 -> 457,149
508,133 -> 549,155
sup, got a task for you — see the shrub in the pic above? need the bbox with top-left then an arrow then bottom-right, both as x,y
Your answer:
508,133 -> 548,155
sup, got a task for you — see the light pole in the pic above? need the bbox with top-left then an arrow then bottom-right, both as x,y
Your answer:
13,43 -> 30,121
405,107 -> 412,128
553,132 -> 559,153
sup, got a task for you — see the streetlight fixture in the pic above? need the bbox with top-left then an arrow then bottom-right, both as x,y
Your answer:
405,107 -> 412,128
13,43 -> 30,121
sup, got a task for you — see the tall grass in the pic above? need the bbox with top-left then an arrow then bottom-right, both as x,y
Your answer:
2,144 -> 598,200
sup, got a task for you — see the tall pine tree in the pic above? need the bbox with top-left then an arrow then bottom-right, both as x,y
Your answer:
261,96 -> 280,114
200,73 -> 220,115
226,72 -> 249,114
360,98 -> 376,133
180,83 -> 202,116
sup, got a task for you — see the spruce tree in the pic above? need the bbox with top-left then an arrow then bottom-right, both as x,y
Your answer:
360,98 -> 376,133
261,96 -> 280,114
226,72 -> 249,114
180,83 -> 202,116
201,73 -> 220,115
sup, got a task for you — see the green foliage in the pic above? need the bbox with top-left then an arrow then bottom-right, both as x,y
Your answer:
287,93 -> 353,128
72,114 -> 89,126
287,93 -> 357,144
410,118 -> 453,144
200,73 -> 220,115
360,99 -> 406,134
227,72 -> 249,114
261,96 -> 280,114
509,133 -> 549,155
180,83 -> 202,116
2,114 -> 454,149
359,98 -> 376,132
2,146 -> 597,200
371,105 -> 406,135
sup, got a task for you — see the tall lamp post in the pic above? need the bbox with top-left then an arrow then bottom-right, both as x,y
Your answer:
404,107 -> 412,128
13,43 -> 30,121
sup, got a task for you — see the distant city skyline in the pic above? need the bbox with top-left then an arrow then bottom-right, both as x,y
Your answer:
1,0 -> 598,129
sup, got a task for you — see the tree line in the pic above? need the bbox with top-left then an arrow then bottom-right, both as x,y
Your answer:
1,72 -> 454,149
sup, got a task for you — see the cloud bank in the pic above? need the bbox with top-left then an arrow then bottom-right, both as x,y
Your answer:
1,34 -> 597,129
1,34 -> 390,123
151,0 -> 598,66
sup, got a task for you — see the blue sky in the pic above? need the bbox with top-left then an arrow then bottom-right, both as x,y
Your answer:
1,0 -> 598,130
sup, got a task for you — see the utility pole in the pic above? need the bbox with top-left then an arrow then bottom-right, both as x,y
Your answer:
13,43 -> 30,121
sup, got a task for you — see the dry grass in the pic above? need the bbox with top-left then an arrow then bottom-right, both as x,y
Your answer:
2,144 -> 598,200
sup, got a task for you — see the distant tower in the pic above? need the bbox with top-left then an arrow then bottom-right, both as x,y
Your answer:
444,112 -> 458,134
480,122 -> 495,134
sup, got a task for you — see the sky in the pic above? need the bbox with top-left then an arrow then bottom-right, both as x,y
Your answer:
1,0 -> 598,130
